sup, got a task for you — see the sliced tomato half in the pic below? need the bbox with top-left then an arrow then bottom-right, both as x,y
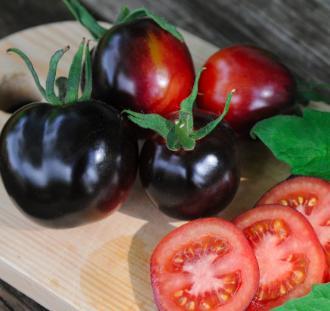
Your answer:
150,218 -> 259,311
257,176 -> 330,281
234,205 -> 327,310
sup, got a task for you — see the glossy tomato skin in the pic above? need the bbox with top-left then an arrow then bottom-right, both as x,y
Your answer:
0,101 -> 138,228
198,45 -> 296,135
140,110 -> 240,219
151,218 -> 259,311
92,18 -> 195,116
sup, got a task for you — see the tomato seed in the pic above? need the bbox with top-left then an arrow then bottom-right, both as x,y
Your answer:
200,302 -> 211,310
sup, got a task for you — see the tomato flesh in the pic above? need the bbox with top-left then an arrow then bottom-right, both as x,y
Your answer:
234,205 -> 327,310
151,218 -> 259,311
258,177 -> 330,281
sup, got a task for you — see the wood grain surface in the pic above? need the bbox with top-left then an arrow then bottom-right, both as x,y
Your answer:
0,1 -> 329,310
0,21 -> 290,311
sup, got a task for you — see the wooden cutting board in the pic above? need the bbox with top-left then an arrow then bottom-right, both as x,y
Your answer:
0,21 -> 292,311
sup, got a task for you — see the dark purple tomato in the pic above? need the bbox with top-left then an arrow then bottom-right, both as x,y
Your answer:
198,45 -> 296,135
0,101 -> 138,228
92,18 -> 195,116
139,110 -> 240,219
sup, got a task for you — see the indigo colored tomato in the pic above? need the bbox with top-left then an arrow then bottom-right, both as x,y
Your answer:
1,39 -> 138,228
139,110 -> 240,219
92,18 -> 195,116
198,45 -> 296,135
0,102 -> 138,227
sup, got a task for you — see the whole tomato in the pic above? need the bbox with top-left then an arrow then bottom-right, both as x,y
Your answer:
198,45 -> 296,135
64,1 -> 195,117
140,110 -> 239,219
0,42 -> 138,228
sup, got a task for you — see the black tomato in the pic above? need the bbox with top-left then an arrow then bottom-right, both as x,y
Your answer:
139,111 -> 240,219
0,101 -> 138,227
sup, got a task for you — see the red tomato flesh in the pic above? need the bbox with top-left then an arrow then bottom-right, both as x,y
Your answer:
234,205 -> 327,310
258,176 -> 330,281
150,218 -> 259,311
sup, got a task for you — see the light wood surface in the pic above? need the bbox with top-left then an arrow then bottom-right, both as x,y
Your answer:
0,21 -> 293,311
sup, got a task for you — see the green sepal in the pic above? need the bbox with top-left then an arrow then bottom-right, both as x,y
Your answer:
115,7 -> 184,42
123,68 -> 233,152
179,68 -> 203,135
63,0 -> 107,40
56,77 -> 68,102
8,40 -> 93,106
65,39 -> 85,104
192,90 -> 235,140
46,46 -> 70,105
7,48 -> 47,100
122,110 -> 174,139
79,41 -> 92,101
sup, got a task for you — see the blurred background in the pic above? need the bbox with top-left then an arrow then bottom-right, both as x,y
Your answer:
0,0 -> 329,310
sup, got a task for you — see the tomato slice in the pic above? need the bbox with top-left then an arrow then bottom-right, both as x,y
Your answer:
257,176 -> 330,281
150,218 -> 259,311
234,205 -> 327,310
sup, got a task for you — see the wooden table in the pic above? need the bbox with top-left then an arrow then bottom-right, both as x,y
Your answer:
0,1 -> 329,310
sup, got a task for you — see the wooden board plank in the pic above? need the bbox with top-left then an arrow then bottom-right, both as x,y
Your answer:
83,0 -> 330,94
0,21 -> 292,311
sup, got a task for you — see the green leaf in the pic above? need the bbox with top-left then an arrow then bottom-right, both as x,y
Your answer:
114,7 -> 184,42
251,108 -> 330,180
123,110 -> 174,139
296,78 -> 330,104
273,283 -> 330,311
7,48 -> 47,100
193,89 -> 234,140
65,39 -> 85,104
46,46 -> 69,105
63,0 -> 107,40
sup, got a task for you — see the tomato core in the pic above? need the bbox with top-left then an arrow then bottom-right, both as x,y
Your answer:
244,219 -> 308,302
168,237 -> 241,310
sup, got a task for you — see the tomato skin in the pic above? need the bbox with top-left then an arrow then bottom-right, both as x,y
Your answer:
151,218 -> 259,311
257,176 -> 330,282
197,45 -> 296,135
0,101 -> 138,228
139,110 -> 240,219
234,205 -> 327,311
92,18 -> 195,116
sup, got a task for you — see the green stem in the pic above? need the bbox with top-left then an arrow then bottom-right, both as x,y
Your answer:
63,0 -> 107,40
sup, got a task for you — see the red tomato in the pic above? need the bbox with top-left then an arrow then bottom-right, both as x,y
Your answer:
150,218 -> 259,311
234,205 -> 327,310
257,176 -> 330,281
197,45 -> 296,135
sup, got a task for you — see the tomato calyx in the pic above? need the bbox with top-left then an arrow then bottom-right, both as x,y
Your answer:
7,39 -> 92,106
63,0 -> 183,41
123,69 -> 235,151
